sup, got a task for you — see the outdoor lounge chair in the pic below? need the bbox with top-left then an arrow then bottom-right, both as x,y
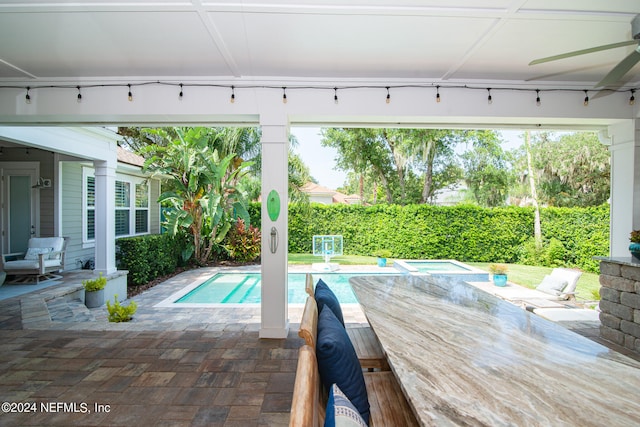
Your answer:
535,268 -> 582,301
1,237 -> 69,284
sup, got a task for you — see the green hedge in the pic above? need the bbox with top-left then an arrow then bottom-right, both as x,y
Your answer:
251,202 -> 609,273
116,234 -> 185,286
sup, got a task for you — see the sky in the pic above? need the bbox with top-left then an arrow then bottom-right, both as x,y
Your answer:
290,127 -> 526,190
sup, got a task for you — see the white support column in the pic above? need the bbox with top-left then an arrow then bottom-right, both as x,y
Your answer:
259,118 -> 289,339
94,156 -> 117,275
608,119 -> 640,257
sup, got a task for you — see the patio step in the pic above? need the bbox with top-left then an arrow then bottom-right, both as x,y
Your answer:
47,298 -> 96,323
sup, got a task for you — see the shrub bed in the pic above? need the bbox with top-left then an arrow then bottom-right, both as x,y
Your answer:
116,233 -> 185,286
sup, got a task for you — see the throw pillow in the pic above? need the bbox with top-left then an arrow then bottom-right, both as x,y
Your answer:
315,278 -> 345,327
536,275 -> 568,296
325,383 -> 368,427
24,247 -> 52,260
317,306 -> 370,424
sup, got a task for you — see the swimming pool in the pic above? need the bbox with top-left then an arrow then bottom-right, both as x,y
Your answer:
394,260 -> 490,282
170,272 -> 383,306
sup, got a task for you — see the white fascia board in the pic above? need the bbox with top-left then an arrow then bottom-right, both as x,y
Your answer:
0,126 -> 119,162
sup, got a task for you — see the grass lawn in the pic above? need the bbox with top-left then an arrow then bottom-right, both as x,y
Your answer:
287,254 -> 600,301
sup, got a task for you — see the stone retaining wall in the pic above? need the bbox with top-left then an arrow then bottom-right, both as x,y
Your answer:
599,260 -> 640,354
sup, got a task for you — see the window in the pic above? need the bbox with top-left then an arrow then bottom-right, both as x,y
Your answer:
86,175 -> 95,241
83,168 -> 150,243
115,181 -> 130,236
135,183 -> 149,234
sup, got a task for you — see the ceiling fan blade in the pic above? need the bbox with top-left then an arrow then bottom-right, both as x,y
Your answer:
595,47 -> 640,87
529,40 -> 637,65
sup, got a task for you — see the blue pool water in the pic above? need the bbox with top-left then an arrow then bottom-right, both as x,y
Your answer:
175,272 -> 377,304
404,260 -> 472,272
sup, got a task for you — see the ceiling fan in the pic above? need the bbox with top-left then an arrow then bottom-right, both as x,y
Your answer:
529,14 -> 640,88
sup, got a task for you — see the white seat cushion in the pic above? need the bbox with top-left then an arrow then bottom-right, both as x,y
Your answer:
536,275 -> 567,296
549,268 -> 582,294
3,259 -> 62,271
24,247 -> 52,260
27,237 -> 65,260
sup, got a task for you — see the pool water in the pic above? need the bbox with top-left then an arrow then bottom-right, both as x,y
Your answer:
405,261 -> 471,272
175,272 -> 373,305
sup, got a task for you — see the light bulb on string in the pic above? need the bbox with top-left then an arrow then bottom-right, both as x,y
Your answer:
436,85 -> 441,103
630,89 -> 635,106
385,87 -> 390,104
583,90 -> 589,106
127,84 -> 133,102
230,86 -> 235,103
535,90 -> 541,106
487,88 -> 492,105
178,84 -> 183,100
76,86 -> 82,103
282,87 -> 287,104
334,87 -> 338,104
25,87 -> 31,104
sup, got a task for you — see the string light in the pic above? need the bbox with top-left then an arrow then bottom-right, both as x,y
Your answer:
4,82 -> 638,108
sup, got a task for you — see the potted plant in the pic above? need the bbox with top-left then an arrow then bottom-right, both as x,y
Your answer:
83,273 -> 107,308
488,263 -> 508,287
630,230 -> 640,262
373,249 -> 392,267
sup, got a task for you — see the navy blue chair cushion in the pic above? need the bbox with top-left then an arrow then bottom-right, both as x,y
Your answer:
317,306 -> 370,424
315,278 -> 345,327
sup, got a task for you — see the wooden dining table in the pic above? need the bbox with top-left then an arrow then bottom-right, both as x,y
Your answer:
350,274 -> 640,427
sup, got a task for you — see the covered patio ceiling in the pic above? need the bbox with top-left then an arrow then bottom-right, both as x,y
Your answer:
0,0 -> 639,90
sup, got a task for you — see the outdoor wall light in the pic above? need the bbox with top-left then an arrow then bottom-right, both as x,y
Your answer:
436,85 -> 441,103
536,90 -> 541,106
25,87 -> 31,104
282,87 -> 287,104
230,86 -> 235,103
583,90 -> 589,106
630,89 -> 636,105
128,84 -> 133,102
386,87 -> 391,104
179,83 -> 184,100
487,88 -> 493,104
77,86 -> 82,103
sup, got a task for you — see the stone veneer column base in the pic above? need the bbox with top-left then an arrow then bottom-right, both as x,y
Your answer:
598,258 -> 640,354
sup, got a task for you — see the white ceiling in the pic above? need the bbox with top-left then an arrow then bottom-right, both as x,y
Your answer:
0,0 -> 639,88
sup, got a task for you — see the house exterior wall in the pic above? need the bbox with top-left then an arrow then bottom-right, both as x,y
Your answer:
309,194 -> 333,205
60,161 -> 86,270
0,146 -> 55,237
150,178 -> 161,235
60,161 -> 162,271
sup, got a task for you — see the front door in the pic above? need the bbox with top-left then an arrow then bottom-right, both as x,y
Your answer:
0,163 -> 39,254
